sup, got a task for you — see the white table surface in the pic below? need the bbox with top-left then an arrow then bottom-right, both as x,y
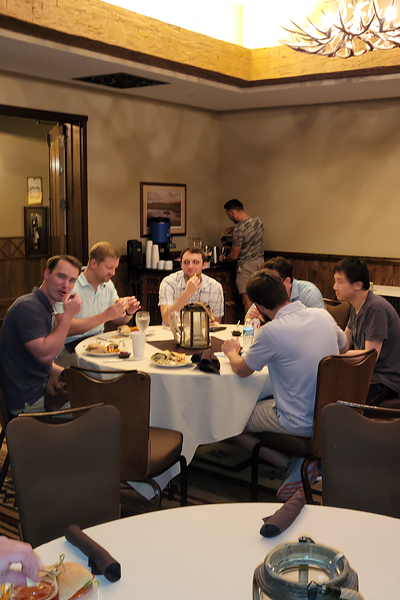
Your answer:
75,326 -> 272,494
36,502 -> 400,600
372,284 -> 400,298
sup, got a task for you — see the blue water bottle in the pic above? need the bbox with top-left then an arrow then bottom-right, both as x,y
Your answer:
242,319 -> 254,353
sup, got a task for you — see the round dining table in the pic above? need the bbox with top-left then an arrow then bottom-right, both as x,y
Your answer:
75,325 -> 272,496
35,502 -> 399,600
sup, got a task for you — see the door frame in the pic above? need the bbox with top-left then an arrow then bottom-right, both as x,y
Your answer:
0,103 -> 88,263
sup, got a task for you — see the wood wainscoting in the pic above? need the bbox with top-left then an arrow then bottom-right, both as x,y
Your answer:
264,251 -> 400,301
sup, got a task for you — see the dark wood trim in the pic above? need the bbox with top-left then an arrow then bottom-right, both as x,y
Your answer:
264,250 -> 400,300
264,250 -> 400,267
0,103 -> 88,124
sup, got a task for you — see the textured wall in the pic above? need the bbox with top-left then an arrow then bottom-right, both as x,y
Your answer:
220,98 -> 400,259
1,71 -> 400,258
0,116 -> 49,237
0,72 -> 222,253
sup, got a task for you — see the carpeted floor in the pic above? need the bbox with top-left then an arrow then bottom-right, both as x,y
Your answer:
0,438 -> 317,538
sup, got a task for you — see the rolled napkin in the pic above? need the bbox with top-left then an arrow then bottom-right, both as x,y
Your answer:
65,523 -> 121,582
191,348 -> 220,374
259,489 -> 306,538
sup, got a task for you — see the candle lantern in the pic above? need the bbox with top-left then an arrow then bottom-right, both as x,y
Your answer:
180,303 -> 210,349
253,537 -> 361,600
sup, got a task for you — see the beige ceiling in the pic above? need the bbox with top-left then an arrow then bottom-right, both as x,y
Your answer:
2,0 -> 400,112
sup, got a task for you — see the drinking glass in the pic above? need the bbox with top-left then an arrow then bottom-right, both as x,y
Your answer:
136,311 -> 150,332
10,572 -> 59,600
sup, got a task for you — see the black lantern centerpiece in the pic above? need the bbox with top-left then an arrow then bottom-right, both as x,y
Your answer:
180,303 -> 211,349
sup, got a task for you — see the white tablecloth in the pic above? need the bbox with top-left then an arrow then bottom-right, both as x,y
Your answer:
36,503 -> 399,600
75,326 -> 272,494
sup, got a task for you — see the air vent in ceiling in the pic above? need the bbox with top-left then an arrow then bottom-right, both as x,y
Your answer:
73,72 -> 169,89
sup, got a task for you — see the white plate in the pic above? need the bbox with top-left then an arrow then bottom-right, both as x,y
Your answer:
150,355 -> 194,368
84,350 -> 120,357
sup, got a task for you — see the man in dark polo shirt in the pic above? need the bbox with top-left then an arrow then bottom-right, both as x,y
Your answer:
0,255 -> 82,415
333,257 -> 400,405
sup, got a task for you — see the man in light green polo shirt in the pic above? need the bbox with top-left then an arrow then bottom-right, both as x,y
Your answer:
55,241 -> 140,365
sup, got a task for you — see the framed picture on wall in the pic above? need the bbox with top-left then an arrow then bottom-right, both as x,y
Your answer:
24,207 -> 49,258
27,177 -> 43,205
140,182 -> 187,237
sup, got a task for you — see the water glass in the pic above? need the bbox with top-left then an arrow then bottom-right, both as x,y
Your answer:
136,311 -> 150,332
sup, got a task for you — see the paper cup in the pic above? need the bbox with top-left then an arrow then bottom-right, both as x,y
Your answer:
157,260 -> 165,270
131,331 -> 146,358
165,260 -> 173,270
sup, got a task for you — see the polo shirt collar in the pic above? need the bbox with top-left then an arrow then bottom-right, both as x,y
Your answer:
33,287 -> 54,313
275,301 -> 304,320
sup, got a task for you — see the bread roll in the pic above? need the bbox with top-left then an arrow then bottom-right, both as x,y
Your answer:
57,562 -> 93,600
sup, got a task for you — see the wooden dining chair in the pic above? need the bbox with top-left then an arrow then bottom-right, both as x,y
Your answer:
64,366 -> 188,509
323,299 -> 351,330
250,349 -> 377,503
321,402 -> 400,518
6,404 -> 121,547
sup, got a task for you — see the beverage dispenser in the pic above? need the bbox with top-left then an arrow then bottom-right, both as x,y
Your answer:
150,217 -> 171,259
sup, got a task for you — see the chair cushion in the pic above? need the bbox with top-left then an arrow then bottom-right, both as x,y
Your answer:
148,427 -> 183,477
254,431 -> 311,457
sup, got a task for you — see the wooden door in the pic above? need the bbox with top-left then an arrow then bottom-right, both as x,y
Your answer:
48,123 -> 87,261
48,124 -> 67,255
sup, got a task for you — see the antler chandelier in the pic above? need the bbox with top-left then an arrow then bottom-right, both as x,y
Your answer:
281,0 -> 400,58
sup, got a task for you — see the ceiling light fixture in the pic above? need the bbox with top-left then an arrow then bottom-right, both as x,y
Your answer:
280,0 -> 400,58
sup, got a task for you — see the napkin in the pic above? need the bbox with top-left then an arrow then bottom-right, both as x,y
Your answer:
259,489 -> 306,538
65,523 -> 121,581
191,349 -> 220,374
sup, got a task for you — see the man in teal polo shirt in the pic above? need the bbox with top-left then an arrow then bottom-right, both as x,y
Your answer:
55,241 -> 140,365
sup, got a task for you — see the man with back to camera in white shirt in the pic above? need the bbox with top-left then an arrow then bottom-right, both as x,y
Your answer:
222,268 -> 346,501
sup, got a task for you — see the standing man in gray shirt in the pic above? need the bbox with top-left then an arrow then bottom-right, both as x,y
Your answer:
219,199 -> 264,313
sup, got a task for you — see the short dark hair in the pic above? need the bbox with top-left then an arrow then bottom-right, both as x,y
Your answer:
333,257 -> 370,290
263,256 -> 293,283
180,246 -> 206,262
224,199 -> 243,211
246,269 -> 289,310
89,241 -> 120,263
46,255 -> 82,273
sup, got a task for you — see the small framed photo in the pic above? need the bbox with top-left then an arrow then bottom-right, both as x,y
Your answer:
24,207 -> 49,258
140,182 -> 187,237
27,177 -> 43,205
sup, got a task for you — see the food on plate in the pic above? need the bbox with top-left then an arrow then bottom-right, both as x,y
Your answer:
85,342 -> 119,354
117,324 -> 131,336
117,325 -> 138,336
151,351 -> 186,366
56,562 -> 97,600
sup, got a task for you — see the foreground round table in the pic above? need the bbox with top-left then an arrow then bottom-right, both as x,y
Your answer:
75,325 -> 272,494
36,503 -> 399,600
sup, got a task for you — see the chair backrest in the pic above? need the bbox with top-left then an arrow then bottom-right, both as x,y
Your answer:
0,378 -> 11,429
311,349 -> 377,458
321,403 -> 400,518
323,299 -> 351,330
64,367 -> 151,481
6,405 -> 121,548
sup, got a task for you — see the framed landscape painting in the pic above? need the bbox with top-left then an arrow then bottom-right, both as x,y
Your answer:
140,182 -> 186,237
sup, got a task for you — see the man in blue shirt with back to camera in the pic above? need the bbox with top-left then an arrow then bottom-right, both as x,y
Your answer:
246,255 -> 325,321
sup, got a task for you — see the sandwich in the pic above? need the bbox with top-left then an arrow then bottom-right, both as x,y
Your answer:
56,562 -> 97,600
